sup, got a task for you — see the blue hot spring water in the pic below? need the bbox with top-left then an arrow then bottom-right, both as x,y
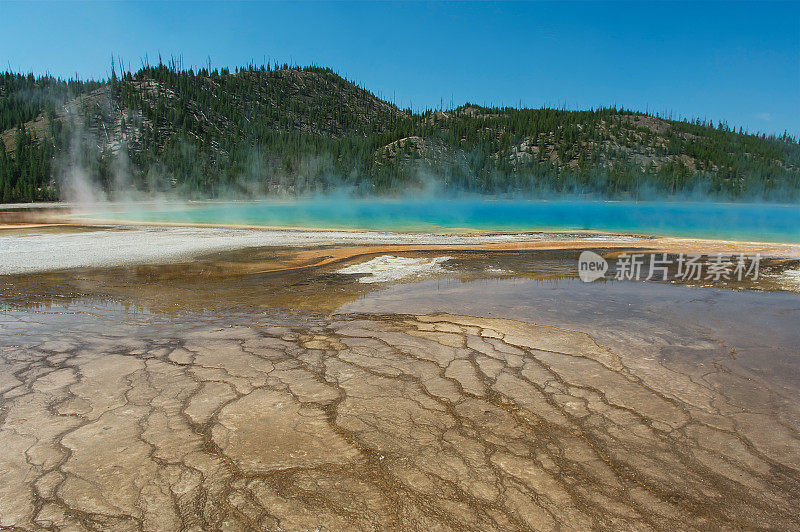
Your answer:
83,199 -> 800,243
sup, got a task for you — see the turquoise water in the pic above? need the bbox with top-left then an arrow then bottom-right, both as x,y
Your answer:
83,199 -> 800,243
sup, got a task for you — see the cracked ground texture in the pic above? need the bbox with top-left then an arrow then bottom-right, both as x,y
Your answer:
0,272 -> 799,530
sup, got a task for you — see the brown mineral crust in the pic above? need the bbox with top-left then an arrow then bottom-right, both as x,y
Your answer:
0,305 -> 798,530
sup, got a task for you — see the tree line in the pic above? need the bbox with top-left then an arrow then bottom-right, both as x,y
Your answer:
1,64 -> 799,203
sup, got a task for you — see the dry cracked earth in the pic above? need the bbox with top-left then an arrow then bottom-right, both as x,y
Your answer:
1,262 -> 799,530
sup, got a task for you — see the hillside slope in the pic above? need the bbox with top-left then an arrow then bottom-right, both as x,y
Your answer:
1,64 -> 799,202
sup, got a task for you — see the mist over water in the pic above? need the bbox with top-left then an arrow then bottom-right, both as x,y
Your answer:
78,198 -> 800,243
48,118 -> 799,245
55,137 -> 800,243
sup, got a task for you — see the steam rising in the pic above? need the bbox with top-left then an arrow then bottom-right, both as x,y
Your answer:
47,105 -> 800,246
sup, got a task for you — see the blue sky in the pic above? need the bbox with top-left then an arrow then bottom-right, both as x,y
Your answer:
1,1 -> 798,136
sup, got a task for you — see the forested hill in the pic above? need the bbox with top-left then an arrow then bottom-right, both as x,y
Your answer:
1,63 -> 799,202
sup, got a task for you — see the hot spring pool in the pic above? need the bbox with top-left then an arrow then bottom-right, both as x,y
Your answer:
77,198 -> 800,243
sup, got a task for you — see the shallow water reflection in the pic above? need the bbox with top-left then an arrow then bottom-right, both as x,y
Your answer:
1,250 -> 799,529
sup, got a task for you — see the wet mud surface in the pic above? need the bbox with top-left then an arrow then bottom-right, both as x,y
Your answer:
1,249 -> 799,530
